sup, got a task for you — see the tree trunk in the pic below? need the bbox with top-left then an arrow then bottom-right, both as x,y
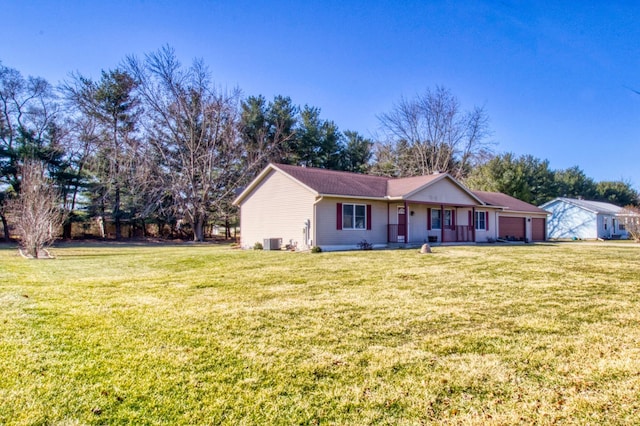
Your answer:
100,200 -> 107,239
0,213 -> 9,241
63,221 -> 72,239
114,185 -> 122,240
63,181 -> 80,240
193,217 -> 205,242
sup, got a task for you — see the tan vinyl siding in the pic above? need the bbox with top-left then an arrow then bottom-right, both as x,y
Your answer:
239,170 -> 316,249
408,204 -> 428,243
315,198 -> 387,247
474,209 -> 498,242
407,178 -> 478,205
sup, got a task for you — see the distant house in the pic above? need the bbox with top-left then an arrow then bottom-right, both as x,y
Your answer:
233,163 -> 548,251
540,197 -> 630,240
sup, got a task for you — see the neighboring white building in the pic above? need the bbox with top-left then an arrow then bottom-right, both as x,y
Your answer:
233,163 -> 548,251
540,197 -> 629,240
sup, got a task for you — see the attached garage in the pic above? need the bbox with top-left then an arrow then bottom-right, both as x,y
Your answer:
472,191 -> 549,243
532,218 -> 546,241
499,216 -> 526,240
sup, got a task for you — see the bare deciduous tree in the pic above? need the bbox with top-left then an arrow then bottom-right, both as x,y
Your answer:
377,86 -> 492,179
1,62 -> 59,240
9,160 -> 65,258
619,206 -> 640,242
127,47 -> 258,241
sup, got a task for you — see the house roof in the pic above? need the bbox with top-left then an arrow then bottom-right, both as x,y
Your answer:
540,197 -> 623,215
271,164 -> 484,204
386,174 -> 443,197
273,163 -> 389,197
473,191 -> 549,215
234,163 -> 521,209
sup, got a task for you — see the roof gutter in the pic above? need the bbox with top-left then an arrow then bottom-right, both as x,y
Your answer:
318,193 -> 387,201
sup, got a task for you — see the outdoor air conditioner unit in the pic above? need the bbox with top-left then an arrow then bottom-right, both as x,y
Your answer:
263,238 -> 282,250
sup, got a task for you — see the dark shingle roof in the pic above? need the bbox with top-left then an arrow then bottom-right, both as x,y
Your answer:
274,163 -> 389,197
473,191 -> 549,214
275,164 -> 457,199
386,174 -> 443,197
236,164 -> 549,214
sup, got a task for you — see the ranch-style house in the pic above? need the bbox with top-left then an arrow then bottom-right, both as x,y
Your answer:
233,163 -> 549,251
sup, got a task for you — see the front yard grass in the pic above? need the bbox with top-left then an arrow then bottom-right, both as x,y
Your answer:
1,243 -> 639,424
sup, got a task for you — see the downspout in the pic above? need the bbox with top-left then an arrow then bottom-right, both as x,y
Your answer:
313,196 -> 323,247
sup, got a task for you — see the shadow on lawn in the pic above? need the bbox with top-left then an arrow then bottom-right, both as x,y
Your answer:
0,238 -> 235,256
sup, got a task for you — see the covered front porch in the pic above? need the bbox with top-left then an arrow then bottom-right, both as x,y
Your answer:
386,201 -> 478,244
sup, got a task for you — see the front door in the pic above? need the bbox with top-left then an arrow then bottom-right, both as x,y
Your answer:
397,206 -> 406,242
603,217 -> 611,238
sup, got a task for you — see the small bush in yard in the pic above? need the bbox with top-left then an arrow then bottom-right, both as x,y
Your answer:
311,246 -> 322,253
357,239 -> 373,250
253,242 -> 263,250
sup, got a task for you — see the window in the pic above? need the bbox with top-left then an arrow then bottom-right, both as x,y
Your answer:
444,210 -> 452,228
475,211 -> 487,230
431,209 -> 441,229
343,203 -> 366,229
619,223 -> 626,231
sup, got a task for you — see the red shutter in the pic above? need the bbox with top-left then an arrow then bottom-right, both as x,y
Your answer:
486,211 -> 489,231
469,211 -> 472,229
366,204 -> 372,230
336,203 -> 342,230
451,210 -> 456,230
427,208 -> 432,230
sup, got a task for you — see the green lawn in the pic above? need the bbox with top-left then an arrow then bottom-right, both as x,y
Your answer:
1,242 -> 639,425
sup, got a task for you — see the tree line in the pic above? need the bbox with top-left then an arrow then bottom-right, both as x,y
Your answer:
466,154 -> 639,207
1,47 -> 638,251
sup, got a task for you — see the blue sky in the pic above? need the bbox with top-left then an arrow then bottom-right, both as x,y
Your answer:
2,0 -> 639,187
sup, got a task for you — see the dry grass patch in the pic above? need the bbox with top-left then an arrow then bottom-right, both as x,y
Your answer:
1,242 -> 640,424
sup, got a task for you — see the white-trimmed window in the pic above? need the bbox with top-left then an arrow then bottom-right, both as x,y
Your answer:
444,210 -> 452,228
475,211 -> 487,230
343,203 -> 366,230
